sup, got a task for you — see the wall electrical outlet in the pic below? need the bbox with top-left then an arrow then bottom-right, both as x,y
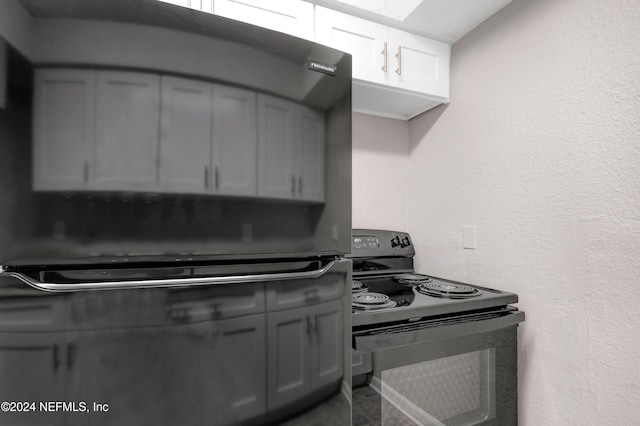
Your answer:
462,225 -> 476,249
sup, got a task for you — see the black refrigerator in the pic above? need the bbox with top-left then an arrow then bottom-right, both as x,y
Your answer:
0,1 -> 352,424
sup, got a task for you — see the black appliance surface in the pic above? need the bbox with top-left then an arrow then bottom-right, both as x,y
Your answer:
0,0 -> 352,268
350,229 -> 524,426
0,2 -> 352,425
350,229 -> 519,328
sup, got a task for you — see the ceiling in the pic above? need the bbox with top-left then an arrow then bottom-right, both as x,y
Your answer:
305,0 -> 512,43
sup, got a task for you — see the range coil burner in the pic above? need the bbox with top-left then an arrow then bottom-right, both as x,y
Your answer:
352,292 -> 397,311
416,282 -> 481,299
394,273 -> 432,286
352,280 -> 368,293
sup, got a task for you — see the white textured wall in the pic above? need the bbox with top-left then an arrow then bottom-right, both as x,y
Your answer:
408,0 -> 640,424
352,113 -> 410,230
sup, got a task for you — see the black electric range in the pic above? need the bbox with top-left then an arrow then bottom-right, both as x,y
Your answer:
349,229 -> 519,328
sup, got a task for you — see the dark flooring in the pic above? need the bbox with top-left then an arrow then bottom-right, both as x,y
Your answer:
353,384 -> 382,426
279,389 -> 351,426
273,384 -> 420,426
353,384 -> 419,426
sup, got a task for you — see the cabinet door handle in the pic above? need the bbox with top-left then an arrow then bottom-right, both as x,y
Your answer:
214,166 -> 219,190
67,343 -> 76,371
298,176 -> 302,197
53,344 -> 60,371
204,166 -> 209,189
395,46 -> 402,75
381,42 -> 388,72
291,175 -> 296,196
306,316 -> 312,337
83,161 -> 89,182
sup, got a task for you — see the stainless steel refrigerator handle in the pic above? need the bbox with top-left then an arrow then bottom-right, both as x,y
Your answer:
1,260 -> 338,292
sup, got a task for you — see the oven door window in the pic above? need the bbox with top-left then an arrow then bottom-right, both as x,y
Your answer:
375,349 -> 496,426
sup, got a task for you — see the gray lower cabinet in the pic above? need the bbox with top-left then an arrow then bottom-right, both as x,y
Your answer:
0,333 -> 65,426
209,314 -> 267,422
65,327 -> 179,426
266,299 -> 343,411
0,282 -> 339,424
64,314 -> 267,426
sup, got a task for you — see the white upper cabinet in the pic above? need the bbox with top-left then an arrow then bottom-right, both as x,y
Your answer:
213,0 -> 315,40
315,6 -> 450,120
315,7 -> 388,85
387,28 -> 450,97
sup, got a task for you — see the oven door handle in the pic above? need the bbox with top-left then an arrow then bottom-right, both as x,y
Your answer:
1,260 -> 338,292
353,310 -> 525,351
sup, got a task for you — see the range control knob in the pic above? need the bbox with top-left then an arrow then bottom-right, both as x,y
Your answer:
390,236 -> 401,248
401,237 -> 411,247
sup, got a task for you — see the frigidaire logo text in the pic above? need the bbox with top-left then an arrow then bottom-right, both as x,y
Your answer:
308,59 -> 337,76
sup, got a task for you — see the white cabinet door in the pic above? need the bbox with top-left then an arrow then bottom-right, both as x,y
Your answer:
33,69 -> 94,191
158,76 -> 212,194
310,300 -> 343,390
266,307 -> 311,411
315,6 -> 451,120
388,28 -> 450,98
214,0 -> 314,40
94,71 -> 160,191
257,94 -> 297,200
315,7 -> 388,85
297,106 -> 325,202
212,85 -> 257,197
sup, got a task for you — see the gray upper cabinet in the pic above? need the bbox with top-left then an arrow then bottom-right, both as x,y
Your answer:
158,76 -> 213,194
257,94 -> 325,202
33,69 -> 94,191
257,94 -> 297,200
34,69 -> 161,193
34,68 -> 308,201
93,71 -> 161,192
158,78 -> 258,196
212,85 -> 258,197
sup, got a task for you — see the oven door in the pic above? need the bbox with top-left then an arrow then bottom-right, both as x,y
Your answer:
353,308 -> 524,426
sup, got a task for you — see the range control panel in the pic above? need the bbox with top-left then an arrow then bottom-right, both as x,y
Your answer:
349,229 -> 415,258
